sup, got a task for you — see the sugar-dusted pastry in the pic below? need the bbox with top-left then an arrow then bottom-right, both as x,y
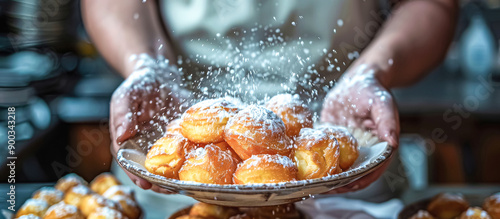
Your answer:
32,187 -> 64,206
166,118 -> 183,135
265,94 -> 313,137
87,207 -> 128,219
459,207 -> 492,219
145,133 -> 196,179
233,154 -> 298,184
79,194 -> 121,217
484,194 -> 500,219
189,202 -> 239,219
63,184 -> 92,207
240,204 -> 300,219
427,193 -> 469,219
212,141 -> 242,163
89,173 -> 121,195
15,199 -> 49,218
179,144 -> 238,184
317,124 -> 359,170
224,105 -> 293,160
43,201 -> 84,219
293,128 -> 340,180
181,97 -> 243,143
410,210 -> 436,219
55,173 -> 88,193
102,185 -> 135,201
108,195 -> 142,219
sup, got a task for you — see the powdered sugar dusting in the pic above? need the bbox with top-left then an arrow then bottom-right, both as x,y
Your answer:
45,202 -> 78,217
226,105 -> 286,139
244,154 -> 296,169
20,199 -> 48,211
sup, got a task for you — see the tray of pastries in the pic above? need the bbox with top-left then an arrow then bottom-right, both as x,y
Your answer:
169,202 -> 310,219
115,94 -> 392,206
399,192 -> 500,219
14,173 -> 142,219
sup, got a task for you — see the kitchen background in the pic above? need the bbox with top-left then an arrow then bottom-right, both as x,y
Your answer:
0,0 -> 499,210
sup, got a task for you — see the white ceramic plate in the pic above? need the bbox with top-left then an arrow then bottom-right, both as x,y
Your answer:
114,128 -> 392,207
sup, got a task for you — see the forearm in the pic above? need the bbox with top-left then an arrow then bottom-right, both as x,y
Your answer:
81,0 -> 175,78
348,0 -> 458,88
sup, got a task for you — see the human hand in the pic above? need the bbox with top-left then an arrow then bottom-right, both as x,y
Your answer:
320,64 -> 399,193
110,54 -> 189,193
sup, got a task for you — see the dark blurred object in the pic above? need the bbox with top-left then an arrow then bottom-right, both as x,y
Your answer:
1,0 -> 78,51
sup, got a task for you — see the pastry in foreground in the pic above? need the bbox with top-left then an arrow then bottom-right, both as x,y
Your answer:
90,173 -> 121,195
265,94 -> 313,137
240,204 -> 300,219
181,97 -> 242,143
427,193 -> 469,219
224,105 -> 293,160
16,215 -> 41,219
483,194 -> 500,219
145,134 -> 195,179
87,207 -> 128,219
233,154 -> 298,184
79,194 -> 121,217
317,124 -> 359,170
179,144 -> 238,184
15,199 -> 49,218
63,184 -> 92,207
55,173 -> 88,193
410,210 -> 436,219
459,207 -> 492,219
108,195 -> 142,219
102,185 -> 135,201
189,202 -> 239,219
32,187 -> 64,206
293,128 -> 340,180
43,201 -> 84,219
166,118 -> 183,135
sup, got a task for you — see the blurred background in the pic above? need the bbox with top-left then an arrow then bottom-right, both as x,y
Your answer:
0,0 -> 499,206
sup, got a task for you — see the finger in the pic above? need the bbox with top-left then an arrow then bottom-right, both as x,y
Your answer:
124,170 -> 152,190
151,185 -> 175,194
111,93 -> 139,144
371,92 -> 399,148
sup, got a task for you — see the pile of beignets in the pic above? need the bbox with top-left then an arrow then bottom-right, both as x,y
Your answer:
173,202 -> 301,219
145,94 -> 359,185
15,173 -> 141,219
410,193 -> 500,219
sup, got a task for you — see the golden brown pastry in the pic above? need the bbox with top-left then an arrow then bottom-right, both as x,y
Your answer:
233,154 -> 298,184
63,184 -> 91,207
16,215 -> 41,219
78,194 -> 121,217
15,199 -> 49,218
265,94 -> 313,137
317,125 -> 359,170
179,144 -> 238,184
181,98 -> 242,144
54,174 -> 87,193
459,207 -> 492,219
87,207 -> 128,219
89,173 -> 121,195
43,201 -> 84,219
427,193 -> 469,219
224,105 -> 293,160
189,202 -> 239,219
175,216 -> 206,219
483,194 -> 500,219
213,141 -> 242,163
293,128 -> 340,180
108,195 -> 142,219
410,210 -> 436,219
102,185 -> 135,201
229,214 -> 252,219
166,118 -> 183,135
240,204 -> 300,219
32,187 -> 64,206
145,133 -> 197,179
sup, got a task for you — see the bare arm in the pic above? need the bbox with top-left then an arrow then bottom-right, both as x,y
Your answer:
81,0 -> 175,78
349,0 -> 458,88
